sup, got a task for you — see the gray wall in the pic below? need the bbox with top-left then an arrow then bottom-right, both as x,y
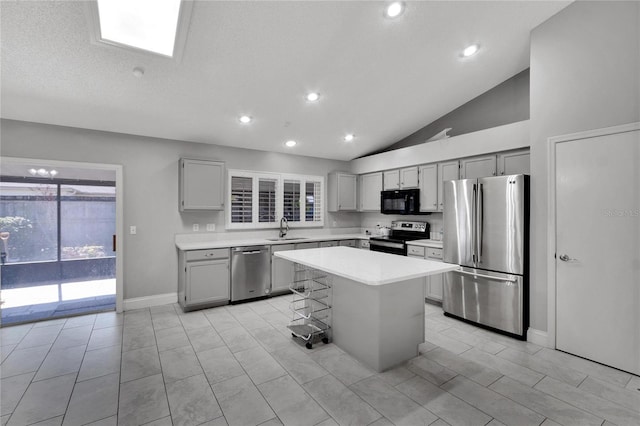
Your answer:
529,1 -> 640,331
0,119 -> 359,299
372,69 -> 530,155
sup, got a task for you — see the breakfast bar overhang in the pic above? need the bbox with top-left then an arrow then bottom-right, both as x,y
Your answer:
274,246 -> 459,372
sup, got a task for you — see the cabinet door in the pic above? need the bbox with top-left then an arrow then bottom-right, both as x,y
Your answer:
271,244 -> 296,294
383,170 -> 400,190
186,259 -> 229,305
359,172 -> 382,211
320,241 -> 338,248
437,161 -> 459,211
419,164 -> 438,212
460,155 -> 496,179
408,253 -> 429,298
427,272 -> 443,302
338,239 -> 356,247
400,167 -> 419,188
180,159 -> 224,211
497,150 -> 530,175
338,174 -> 357,210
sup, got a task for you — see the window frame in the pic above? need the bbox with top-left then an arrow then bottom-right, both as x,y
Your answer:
226,170 -> 325,230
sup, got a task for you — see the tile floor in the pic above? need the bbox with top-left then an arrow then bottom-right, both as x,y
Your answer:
0,296 -> 638,426
1,279 -> 116,325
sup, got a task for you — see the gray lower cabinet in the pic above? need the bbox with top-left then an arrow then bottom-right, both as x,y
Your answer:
339,239 -> 357,247
407,245 -> 444,303
320,241 -> 338,248
178,248 -> 230,311
425,247 -> 444,302
271,244 -> 296,295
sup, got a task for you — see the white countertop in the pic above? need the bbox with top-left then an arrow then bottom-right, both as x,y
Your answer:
176,233 -> 368,251
274,246 -> 459,286
406,239 -> 443,248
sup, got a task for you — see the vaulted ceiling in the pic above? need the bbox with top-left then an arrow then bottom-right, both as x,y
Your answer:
0,1 -> 570,160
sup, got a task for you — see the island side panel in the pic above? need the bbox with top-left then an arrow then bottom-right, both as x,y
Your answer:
332,275 -> 425,372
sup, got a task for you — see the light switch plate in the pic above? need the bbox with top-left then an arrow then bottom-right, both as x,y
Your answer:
193,224 -> 199,231
206,224 -> 215,231
129,226 -> 137,235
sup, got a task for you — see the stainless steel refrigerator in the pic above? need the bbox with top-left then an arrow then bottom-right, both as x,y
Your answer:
443,174 -> 529,339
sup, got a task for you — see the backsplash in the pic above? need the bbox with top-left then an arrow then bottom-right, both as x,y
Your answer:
360,212 -> 443,240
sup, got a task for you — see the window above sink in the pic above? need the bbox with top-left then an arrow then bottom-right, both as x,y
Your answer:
227,170 -> 324,230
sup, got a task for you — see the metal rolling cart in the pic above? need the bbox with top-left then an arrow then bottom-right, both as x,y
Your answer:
287,264 -> 332,349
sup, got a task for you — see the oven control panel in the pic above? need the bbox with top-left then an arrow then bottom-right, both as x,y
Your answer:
390,221 -> 428,233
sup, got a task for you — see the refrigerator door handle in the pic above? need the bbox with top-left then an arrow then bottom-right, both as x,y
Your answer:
472,183 -> 477,265
478,183 -> 484,262
452,269 -> 518,283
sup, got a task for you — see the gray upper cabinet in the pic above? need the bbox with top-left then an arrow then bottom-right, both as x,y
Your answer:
359,172 -> 382,212
400,167 -> 419,188
383,167 -> 418,190
419,164 -> 438,212
328,172 -> 357,212
179,158 -> 225,211
460,155 -> 497,179
437,160 -> 460,211
497,149 -> 530,175
383,170 -> 400,190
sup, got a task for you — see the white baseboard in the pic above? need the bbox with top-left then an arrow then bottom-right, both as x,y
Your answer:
123,293 -> 177,311
527,328 -> 549,347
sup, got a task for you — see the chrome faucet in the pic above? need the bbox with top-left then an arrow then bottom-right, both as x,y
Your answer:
279,216 -> 289,238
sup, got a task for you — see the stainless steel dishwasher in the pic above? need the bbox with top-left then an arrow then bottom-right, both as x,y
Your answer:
231,246 -> 271,302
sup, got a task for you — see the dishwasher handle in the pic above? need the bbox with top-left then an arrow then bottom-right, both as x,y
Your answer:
233,246 -> 268,254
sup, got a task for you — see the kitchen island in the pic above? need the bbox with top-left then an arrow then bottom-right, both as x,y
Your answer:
274,246 -> 459,372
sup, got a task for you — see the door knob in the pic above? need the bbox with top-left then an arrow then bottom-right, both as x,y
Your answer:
559,254 -> 578,262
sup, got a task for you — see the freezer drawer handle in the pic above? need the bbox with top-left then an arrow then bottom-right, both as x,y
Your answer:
453,269 -> 518,283
238,250 -> 264,255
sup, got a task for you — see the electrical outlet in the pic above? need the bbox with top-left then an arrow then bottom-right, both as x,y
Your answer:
129,226 -> 137,235
206,224 -> 215,232
193,224 -> 199,232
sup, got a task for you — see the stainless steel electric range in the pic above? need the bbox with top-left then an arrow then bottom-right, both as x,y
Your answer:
369,220 -> 430,256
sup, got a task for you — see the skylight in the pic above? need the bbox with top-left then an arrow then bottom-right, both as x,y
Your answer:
97,0 -> 182,57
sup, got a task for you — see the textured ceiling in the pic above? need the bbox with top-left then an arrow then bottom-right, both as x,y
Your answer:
0,1 -> 570,161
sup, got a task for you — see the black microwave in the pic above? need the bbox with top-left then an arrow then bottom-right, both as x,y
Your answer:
381,189 -> 421,215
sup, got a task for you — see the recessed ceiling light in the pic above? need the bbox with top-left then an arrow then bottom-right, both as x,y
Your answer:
132,67 -> 145,78
306,92 -> 320,102
97,0 -> 182,57
344,134 -> 355,142
462,44 -> 480,57
285,140 -> 297,148
385,2 -> 405,18
239,115 -> 252,124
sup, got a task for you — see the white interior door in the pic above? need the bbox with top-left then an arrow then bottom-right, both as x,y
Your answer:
555,128 -> 639,375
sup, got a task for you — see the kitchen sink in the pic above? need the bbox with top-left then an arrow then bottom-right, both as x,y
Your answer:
266,237 -> 309,241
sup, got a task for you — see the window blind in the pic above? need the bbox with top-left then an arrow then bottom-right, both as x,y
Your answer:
258,178 -> 277,223
230,176 -> 252,223
283,180 -> 300,222
305,181 -> 322,222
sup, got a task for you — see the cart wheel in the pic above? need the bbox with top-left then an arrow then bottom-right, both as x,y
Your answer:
322,337 -> 329,344
305,342 -> 313,350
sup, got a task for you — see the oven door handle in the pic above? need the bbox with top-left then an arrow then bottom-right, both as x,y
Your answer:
369,240 -> 404,249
